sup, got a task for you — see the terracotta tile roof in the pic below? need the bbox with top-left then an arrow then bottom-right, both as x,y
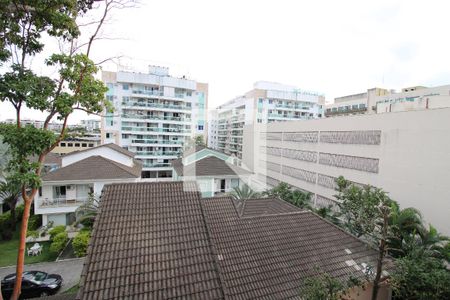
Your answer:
42,156 -> 142,181
77,182 -> 224,300
78,183 -> 391,299
232,197 -> 302,217
172,156 -> 251,177
64,143 -> 135,158
202,196 -> 390,299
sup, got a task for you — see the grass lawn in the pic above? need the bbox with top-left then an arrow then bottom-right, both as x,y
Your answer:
0,230 -> 58,267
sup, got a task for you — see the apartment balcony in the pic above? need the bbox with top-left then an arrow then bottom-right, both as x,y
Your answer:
121,114 -> 191,123
121,126 -> 191,135
131,139 -> 184,146
122,101 -> 191,111
135,151 -> 181,158
40,196 -> 88,208
324,107 -> 367,117
131,90 -> 192,101
274,103 -> 312,110
142,162 -> 172,168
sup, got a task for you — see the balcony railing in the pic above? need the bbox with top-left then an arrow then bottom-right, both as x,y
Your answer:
122,126 -> 190,134
121,114 -> 191,122
131,139 -> 184,145
131,90 -> 191,99
122,101 -> 190,110
135,151 -> 181,156
40,197 -> 88,208
142,163 -> 172,168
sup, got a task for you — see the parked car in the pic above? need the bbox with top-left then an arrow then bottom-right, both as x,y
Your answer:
1,271 -> 63,299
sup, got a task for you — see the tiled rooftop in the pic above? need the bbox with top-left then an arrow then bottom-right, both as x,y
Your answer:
77,182 -> 224,299
78,182 -> 391,299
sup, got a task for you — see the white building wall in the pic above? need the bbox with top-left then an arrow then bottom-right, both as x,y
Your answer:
62,147 -> 133,167
243,108 -> 450,235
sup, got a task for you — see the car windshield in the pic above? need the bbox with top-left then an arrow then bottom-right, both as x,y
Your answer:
23,271 -> 47,283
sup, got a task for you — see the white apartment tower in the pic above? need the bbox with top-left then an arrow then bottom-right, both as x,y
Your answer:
213,81 -> 324,160
101,66 -> 208,179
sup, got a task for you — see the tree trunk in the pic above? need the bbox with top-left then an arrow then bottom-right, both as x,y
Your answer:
11,197 -> 32,300
371,241 -> 384,300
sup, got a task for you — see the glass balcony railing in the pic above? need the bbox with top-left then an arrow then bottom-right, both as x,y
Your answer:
274,103 -> 312,110
121,114 -> 191,122
122,101 -> 191,110
135,151 -> 181,156
131,89 -> 191,99
131,139 -> 184,145
40,197 -> 89,208
142,162 -> 172,168
122,126 -> 190,133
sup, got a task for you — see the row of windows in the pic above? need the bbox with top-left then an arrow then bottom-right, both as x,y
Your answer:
59,142 -> 94,148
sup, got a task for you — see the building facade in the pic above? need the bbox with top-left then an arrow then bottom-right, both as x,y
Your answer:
243,107 -> 450,235
212,81 -> 324,160
101,66 -> 208,179
35,144 -> 141,226
171,146 -> 251,197
325,84 -> 450,117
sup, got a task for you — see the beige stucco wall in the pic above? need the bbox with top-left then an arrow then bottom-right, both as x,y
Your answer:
243,107 -> 450,235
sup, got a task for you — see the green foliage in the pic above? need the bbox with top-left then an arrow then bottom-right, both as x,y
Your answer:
72,231 -> 91,257
26,230 -> 39,240
27,214 -> 42,231
194,135 -> 205,146
15,204 -> 24,220
0,211 -> 13,240
391,252 -> 450,299
75,194 -> 99,229
0,0 -> 92,64
49,231 -> 68,254
302,270 -> 346,300
264,182 -> 312,209
49,225 -> 66,241
230,184 -> 260,200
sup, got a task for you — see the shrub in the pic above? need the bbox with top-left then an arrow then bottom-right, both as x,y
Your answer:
27,214 -> 42,231
15,204 -> 24,221
49,225 -> 66,241
27,230 -> 39,240
72,231 -> 91,257
0,212 -> 13,241
49,231 -> 68,254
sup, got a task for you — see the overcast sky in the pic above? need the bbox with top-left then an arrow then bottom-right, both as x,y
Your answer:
2,0 -> 450,124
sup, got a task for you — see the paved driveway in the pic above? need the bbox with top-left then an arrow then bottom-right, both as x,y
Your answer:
0,258 -> 85,293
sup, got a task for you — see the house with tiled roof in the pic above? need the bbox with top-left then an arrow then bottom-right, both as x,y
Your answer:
34,143 -> 142,226
77,181 -> 392,299
172,146 -> 252,197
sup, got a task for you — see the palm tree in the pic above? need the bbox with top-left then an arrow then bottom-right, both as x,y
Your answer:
230,184 -> 260,200
420,225 -> 449,262
388,201 -> 425,257
74,194 -> 100,229
0,179 -> 22,230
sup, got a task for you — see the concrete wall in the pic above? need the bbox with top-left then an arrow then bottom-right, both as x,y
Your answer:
243,108 -> 450,235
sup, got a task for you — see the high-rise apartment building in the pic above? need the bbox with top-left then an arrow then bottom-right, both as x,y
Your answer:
212,81 -> 324,160
101,66 -> 208,179
325,84 -> 450,117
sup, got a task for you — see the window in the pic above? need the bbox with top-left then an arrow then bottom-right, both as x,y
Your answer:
75,143 -> 80,147
88,143 -> 94,147
259,98 -> 263,103
38,187 -> 42,197
198,125 -> 204,130
122,83 -> 129,90
106,133 -> 111,138
60,142 -> 66,147
68,143 -> 73,147
269,99 -> 273,104
82,143 -> 87,147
